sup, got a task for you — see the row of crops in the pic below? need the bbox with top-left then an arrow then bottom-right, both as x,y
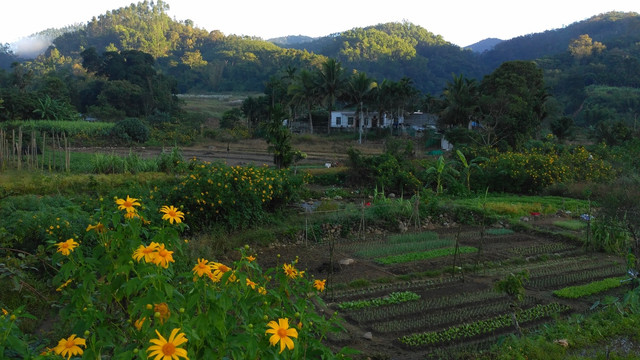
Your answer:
325,228 -> 630,354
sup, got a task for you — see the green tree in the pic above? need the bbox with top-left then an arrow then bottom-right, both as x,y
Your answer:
288,69 -> 321,134
439,74 -> 479,128
220,108 -> 243,129
241,95 -> 269,130
568,34 -> 606,60
479,61 -> 549,148
344,71 -> 376,141
265,105 -> 295,169
318,58 -> 345,134
550,116 -> 574,141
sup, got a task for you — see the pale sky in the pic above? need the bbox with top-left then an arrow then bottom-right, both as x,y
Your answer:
1,0 -> 638,48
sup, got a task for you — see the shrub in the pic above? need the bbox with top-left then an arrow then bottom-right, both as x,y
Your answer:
476,146 -> 614,194
166,162 -> 305,230
110,117 -> 150,143
0,197 -> 349,359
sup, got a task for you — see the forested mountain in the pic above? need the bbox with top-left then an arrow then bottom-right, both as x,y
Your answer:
3,1 -> 640,97
279,21 -> 487,94
480,11 -> 640,68
268,35 -> 317,47
1,0 -> 640,134
465,38 -> 503,53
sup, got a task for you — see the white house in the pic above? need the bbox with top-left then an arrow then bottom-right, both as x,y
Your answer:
330,111 -> 399,129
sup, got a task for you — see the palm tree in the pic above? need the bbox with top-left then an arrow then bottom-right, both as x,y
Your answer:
345,71 -> 376,142
439,74 -> 479,129
371,79 -> 394,128
317,58 -> 345,134
288,69 -> 320,134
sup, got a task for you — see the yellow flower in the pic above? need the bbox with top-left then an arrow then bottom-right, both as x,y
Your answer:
246,278 -> 257,289
124,211 -> 140,220
211,262 -> 231,278
147,328 -> 188,360
246,255 -> 256,262
56,279 -> 73,292
154,303 -> 171,324
192,258 -> 213,278
134,317 -> 146,331
133,242 -> 160,263
313,279 -> 326,292
53,334 -> 86,360
265,318 -> 298,353
282,263 -> 298,279
160,205 -> 185,224
1,308 -> 8,316
116,195 -> 141,213
258,286 -> 267,295
86,222 -> 106,233
153,244 -> 175,269
56,239 -> 78,256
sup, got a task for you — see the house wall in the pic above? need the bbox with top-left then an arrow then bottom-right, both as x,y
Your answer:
330,111 -> 376,129
330,111 -> 409,128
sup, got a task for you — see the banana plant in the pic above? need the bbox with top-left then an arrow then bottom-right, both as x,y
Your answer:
456,149 -> 488,191
425,155 -> 459,195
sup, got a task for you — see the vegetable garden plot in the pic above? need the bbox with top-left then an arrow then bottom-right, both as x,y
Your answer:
528,263 -> 628,290
479,254 -> 613,277
508,241 -> 578,256
345,289 -> 506,324
397,303 -> 571,349
553,277 -> 627,299
260,224 -> 630,358
327,276 -> 464,302
367,296 -> 538,335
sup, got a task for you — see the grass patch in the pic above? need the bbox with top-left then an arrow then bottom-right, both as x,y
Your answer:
553,277 -> 626,299
553,219 -> 587,231
1,119 -> 114,136
452,195 -> 590,219
375,246 -> 478,265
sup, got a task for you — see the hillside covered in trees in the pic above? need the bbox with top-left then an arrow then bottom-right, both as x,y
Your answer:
0,1 -> 639,145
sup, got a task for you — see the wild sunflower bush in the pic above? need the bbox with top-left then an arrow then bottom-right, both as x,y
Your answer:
168,161 -> 305,230
0,196 -> 352,359
476,146 -> 613,194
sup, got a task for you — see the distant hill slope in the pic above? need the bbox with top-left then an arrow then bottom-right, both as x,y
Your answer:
464,38 -> 503,53
13,2 -> 640,98
480,11 -> 640,68
268,35 -> 317,47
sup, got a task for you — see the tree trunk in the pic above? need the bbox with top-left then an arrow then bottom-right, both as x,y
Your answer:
308,106 -> 314,135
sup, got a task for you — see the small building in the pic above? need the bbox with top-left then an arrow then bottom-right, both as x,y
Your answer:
404,112 -> 437,131
330,111 -> 397,129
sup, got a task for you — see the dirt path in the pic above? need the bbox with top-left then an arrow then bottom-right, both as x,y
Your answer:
71,137 -> 386,166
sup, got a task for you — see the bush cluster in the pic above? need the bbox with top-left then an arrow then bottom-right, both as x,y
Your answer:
475,146 -> 614,193
167,162 -> 305,230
